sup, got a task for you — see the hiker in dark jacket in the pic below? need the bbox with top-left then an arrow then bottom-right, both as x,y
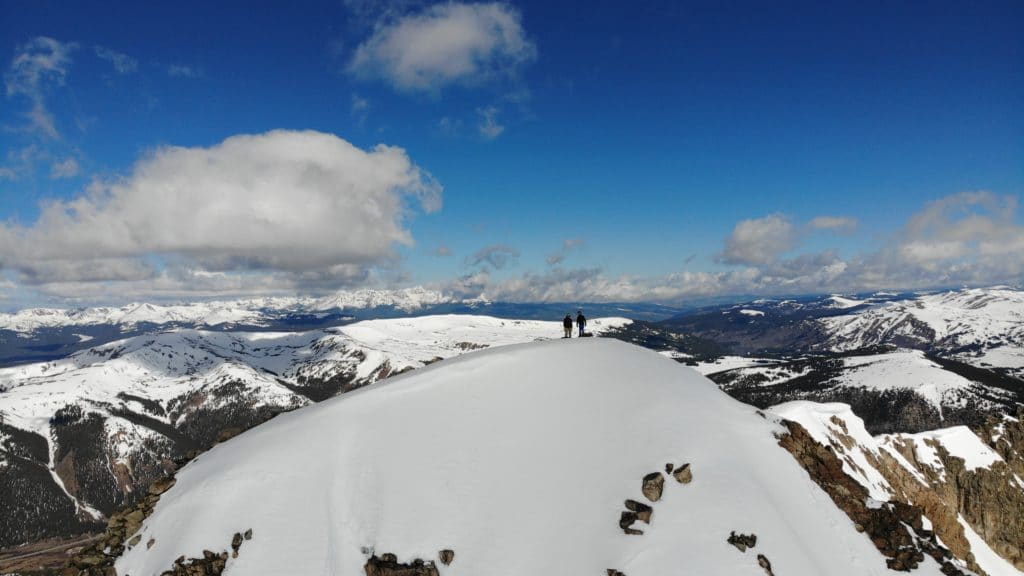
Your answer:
562,314 -> 573,338
576,310 -> 586,337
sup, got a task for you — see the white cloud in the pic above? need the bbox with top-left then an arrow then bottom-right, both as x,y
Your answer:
6,187 -> 1021,305
809,216 -> 857,233
476,106 -> 504,139
0,130 -> 442,292
865,191 -> 1024,284
0,145 -> 43,180
718,214 -> 797,265
466,243 -> 519,270
168,64 -> 202,78
546,238 -> 584,265
349,2 -> 536,92
434,245 -> 453,257
49,157 -> 79,179
444,193 -> 1024,303
4,36 -> 77,139
95,46 -> 137,74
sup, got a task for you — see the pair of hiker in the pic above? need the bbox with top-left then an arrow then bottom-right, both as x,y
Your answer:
562,310 -> 586,338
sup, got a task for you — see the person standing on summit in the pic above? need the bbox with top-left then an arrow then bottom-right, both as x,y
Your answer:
563,314 -> 573,338
576,310 -> 587,337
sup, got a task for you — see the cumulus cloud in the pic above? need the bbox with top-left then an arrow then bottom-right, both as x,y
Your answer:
450,266 -> 764,303
443,192 -> 1023,304
0,130 -> 442,294
809,216 -> 857,233
866,191 -> 1024,285
466,243 -> 519,270
4,36 -> 76,139
348,2 -> 536,92
718,214 -> 797,265
95,46 -> 137,74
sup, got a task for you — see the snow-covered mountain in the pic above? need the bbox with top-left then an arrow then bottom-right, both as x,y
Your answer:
0,288 -> 454,334
0,288 -> 685,366
819,288 -> 1024,375
708,348 -> 1023,434
64,339 -> 1019,575
4,286 -> 1023,572
664,287 -> 1024,376
0,315 -> 629,548
665,287 -> 1024,435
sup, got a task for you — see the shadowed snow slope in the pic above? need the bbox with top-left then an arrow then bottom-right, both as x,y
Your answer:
116,338 -> 951,576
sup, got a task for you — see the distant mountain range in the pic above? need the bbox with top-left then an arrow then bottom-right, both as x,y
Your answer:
0,288 -> 684,366
1,286 -> 1022,574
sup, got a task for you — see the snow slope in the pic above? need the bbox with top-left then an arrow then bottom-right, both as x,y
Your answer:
707,348 -> 1017,427
835,350 -> 985,411
0,315 -> 630,436
0,314 -> 632,548
116,339 -> 954,576
821,288 -> 1024,372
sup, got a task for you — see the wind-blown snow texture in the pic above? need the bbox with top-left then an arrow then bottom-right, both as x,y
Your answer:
117,339 -> 954,576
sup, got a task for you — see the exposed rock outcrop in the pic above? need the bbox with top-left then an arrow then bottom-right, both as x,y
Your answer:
777,420 -> 968,574
884,416 -> 1024,571
63,474 -> 178,575
364,553 -> 440,576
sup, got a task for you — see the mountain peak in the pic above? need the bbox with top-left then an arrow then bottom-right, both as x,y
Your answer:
112,338 -> 956,576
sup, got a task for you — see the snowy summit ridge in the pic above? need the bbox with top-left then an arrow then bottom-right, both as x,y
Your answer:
113,339 -> 968,576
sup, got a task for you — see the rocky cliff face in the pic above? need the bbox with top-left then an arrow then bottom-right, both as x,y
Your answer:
775,403 -> 1024,575
776,419 -> 969,575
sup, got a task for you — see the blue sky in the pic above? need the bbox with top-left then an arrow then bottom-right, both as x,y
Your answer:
0,0 -> 1021,308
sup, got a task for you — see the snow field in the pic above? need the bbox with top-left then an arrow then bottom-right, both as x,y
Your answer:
119,339 -> 951,576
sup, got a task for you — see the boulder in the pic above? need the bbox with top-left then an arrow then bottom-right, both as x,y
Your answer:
438,549 -> 454,565
624,499 -> 653,524
641,472 -> 664,502
727,531 -> 757,552
672,463 -> 692,484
